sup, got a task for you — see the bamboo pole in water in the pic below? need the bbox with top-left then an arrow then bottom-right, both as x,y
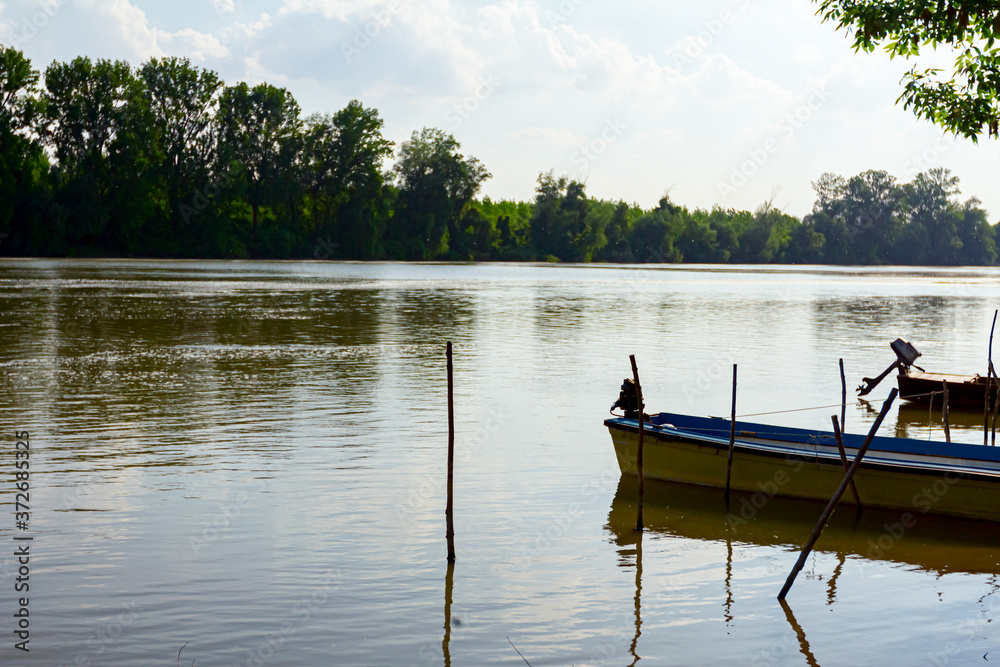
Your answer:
942,381 -> 951,443
989,363 -> 1000,446
839,359 -> 847,433
724,365 -> 737,508
830,416 -> 862,508
446,342 -> 456,562
987,311 -> 997,446
629,355 -> 644,532
778,388 -> 897,600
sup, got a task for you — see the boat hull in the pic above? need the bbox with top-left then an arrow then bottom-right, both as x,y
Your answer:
897,370 -> 997,407
606,414 -> 1000,522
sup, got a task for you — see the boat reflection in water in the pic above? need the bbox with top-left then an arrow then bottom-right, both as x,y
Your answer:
891,401 -> 1000,443
607,475 -> 1000,577
606,475 -> 1000,666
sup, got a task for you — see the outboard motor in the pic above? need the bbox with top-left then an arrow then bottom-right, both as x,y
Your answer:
611,378 -> 642,419
858,338 -> 922,396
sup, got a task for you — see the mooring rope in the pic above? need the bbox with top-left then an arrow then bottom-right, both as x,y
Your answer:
736,402 -> 853,418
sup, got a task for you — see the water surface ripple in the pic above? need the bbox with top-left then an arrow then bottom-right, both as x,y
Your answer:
1,260 -> 999,665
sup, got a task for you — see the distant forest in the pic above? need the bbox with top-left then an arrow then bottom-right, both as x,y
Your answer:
1,47 -> 997,265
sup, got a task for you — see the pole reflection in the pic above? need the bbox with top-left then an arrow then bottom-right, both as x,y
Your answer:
443,562 -> 454,667
779,599 -> 821,667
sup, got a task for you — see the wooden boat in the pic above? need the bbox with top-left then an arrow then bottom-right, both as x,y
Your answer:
857,337 -> 999,406
896,368 -> 998,407
605,411 -> 1000,522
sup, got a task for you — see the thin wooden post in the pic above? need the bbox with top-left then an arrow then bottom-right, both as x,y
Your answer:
778,388 -> 897,600
724,364 -> 737,508
446,342 -> 456,562
839,359 -> 847,433
942,381 -> 951,443
830,416 -> 862,508
987,311 -> 997,446
991,366 -> 1000,446
928,389 -> 935,440
629,355 -> 644,532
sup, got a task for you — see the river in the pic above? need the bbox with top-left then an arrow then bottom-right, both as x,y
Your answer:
1,260 -> 998,665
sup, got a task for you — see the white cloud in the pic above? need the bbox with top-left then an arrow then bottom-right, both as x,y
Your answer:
277,0 -> 356,21
212,0 -> 236,16
159,28 -> 229,60
509,126 -> 582,147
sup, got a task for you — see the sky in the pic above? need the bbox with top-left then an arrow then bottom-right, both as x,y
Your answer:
1,0 -> 998,218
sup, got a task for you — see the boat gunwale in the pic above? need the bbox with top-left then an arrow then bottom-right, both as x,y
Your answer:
605,414 -> 1000,482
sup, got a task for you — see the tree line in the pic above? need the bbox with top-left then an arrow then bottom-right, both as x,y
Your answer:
0,46 -> 997,265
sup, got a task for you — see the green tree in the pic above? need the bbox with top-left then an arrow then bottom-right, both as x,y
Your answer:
302,101 -> 394,258
139,57 -> 222,247
594,201 -> 640,262
677,209 -> 722,263
40,57 -> 157,253
530,173 -> 610,262
216,82 -> 303,247
629,196 -> 684,262
815,0 -> 1000,139
955,198 -> 997,264
840,170 -> 903,264
731,198 -> 795,263
391,128 -> 490,260
897,168 -> 962,264
0,46 -> 39,133
0,47 -> 51,256
806,174 -> 852,263
470,197 -> 534,260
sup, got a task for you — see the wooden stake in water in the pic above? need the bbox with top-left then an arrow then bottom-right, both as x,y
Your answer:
778,388 -> 897,600
446,342 -> 456,562
629,354 -> 645,532
987,311 -> 998,446
724,364 -> 737,508
839,358 -> 847,433
990,365 -> 1000,447
942,380 -> 951,444
830,415 -> 862,508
